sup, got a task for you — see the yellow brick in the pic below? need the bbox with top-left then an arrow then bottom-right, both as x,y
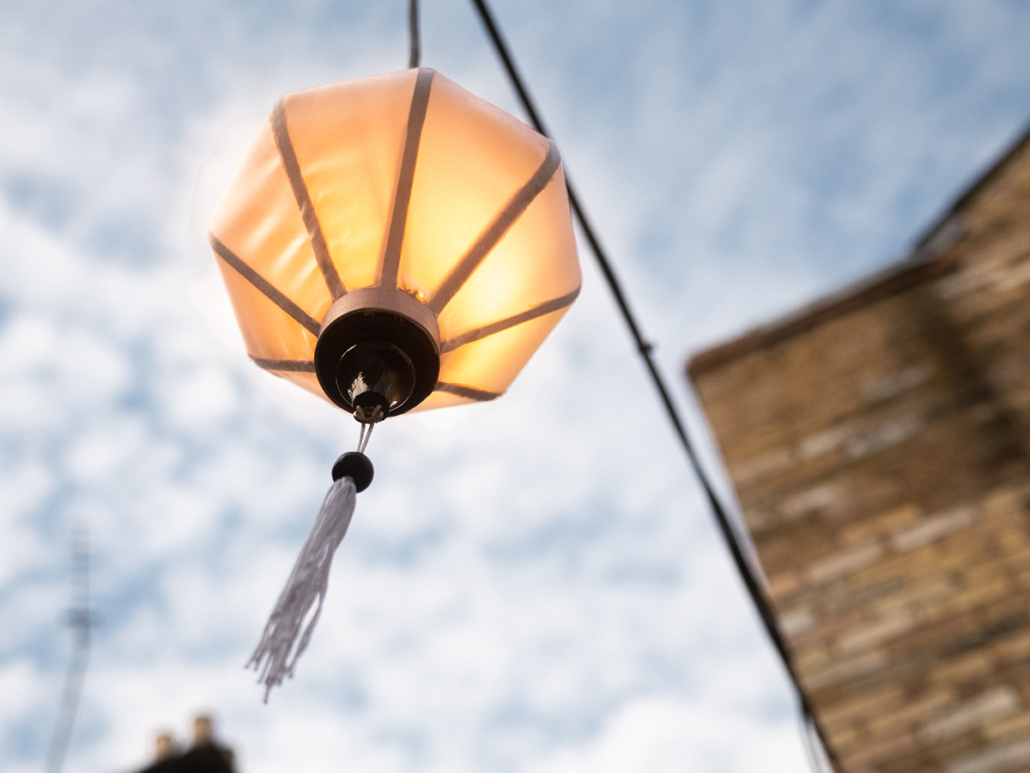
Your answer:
876,578 -> 956,620
839,730 -> 919,772
843,504 -> 922,544
794,646 -> 831,673
803,650 -> 888,690
998,530 -> 1030,554
837,612 -> 916,653
1015,569 -> 1030,591
1003,550 -> 1030,577
767,572 -> 801,600
993,630 -> 1030,663
821,686 -> 905,726
869,690 -> 955,735
983,487 -> 1027,519
966,564 -> 1009,586
919,686 -> 1021,742
828,725 -> 863,753
808,542 -> 883,584
916,691 -> 957,721
929,653 -> 994,685
849,556 -> 908,586
983,710 -> 1030,740
950,577 -> 1013,612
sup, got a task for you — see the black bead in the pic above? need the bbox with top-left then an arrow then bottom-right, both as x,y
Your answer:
332,452 -> 374,492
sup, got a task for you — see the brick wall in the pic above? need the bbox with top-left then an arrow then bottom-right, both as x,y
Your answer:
688,128 -> 1030,773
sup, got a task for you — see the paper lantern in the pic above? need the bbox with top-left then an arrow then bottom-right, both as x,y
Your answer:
209,67 -> 580,423
208,68 -> 581,699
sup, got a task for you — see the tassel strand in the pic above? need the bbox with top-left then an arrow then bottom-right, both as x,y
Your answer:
247,475 -> 357,702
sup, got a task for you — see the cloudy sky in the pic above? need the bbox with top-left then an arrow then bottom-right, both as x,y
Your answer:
3,1 -> 1030,771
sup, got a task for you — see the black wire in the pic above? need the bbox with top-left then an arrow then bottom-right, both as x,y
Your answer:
804,714 -> 836,773
467,1 -> 842,770
408,0 -> 421,69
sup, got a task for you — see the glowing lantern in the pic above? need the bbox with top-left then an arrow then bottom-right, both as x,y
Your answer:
208,67 -> 580,699
209,67 -> 580,423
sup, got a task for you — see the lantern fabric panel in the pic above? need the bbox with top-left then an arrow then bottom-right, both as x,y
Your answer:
435,163 -> 579,340
397,71 -> 553,305
209,67 -> 581,414
213,247 -> 319,363
410,389 -> 479,411
431,306 -> 574,401
209,119 -> 330,324
282,71 -> 416,295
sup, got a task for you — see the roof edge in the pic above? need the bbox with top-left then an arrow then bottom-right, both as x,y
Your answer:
687,118 -> 1030,381
687,254 -> 956,378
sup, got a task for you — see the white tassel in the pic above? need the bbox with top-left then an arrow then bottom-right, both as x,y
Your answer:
247,475 -> 357,702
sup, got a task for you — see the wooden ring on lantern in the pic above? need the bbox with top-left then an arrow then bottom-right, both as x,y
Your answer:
314,288 -> 441,416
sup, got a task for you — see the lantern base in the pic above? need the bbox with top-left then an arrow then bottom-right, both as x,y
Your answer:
314,287 -> 441,417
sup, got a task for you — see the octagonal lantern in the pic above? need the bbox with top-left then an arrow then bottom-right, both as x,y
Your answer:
208,67 -> 581,420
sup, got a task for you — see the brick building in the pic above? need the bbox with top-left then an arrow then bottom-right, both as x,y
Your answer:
687,124 -> 1030,773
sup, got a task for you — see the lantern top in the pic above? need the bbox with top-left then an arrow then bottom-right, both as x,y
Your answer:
210,68 -> 580,417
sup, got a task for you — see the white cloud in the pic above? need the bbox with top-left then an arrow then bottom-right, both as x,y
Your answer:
529,695 -> 806,773
2,1 -> 1029,772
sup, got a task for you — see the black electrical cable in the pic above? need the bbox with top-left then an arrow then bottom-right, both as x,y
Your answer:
468,2 -> 842,770
408,0 -> 421,69
804,714 -> 837,773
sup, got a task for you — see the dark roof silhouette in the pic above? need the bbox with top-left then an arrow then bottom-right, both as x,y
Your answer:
134,742 -> 234,773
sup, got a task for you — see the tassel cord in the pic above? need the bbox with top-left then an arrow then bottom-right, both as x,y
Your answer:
357,420 -> 375,454
247,476 -> 357,702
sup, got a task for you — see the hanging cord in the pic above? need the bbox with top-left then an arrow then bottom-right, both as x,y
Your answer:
356,418 -> 376,454
467,2 -> 841,770
408,0 -> 421,68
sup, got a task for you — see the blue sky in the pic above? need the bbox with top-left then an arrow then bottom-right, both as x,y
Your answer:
2,1 -> 1030,771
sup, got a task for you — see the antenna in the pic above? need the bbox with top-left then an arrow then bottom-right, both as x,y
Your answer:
46,526 -> 93,773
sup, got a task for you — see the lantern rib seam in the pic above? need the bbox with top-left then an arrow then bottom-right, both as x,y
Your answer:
209,233 -> 322,338
271,100 -> 347,300
434,382 -> 501,401
427,141 -> 561,315
439,285 -> 580,353
381,67 -> 435,289
252,358 -> 317,373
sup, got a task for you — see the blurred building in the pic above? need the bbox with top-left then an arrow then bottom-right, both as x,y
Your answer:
688,124 -> 1030,773
134,714 -> 235,773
